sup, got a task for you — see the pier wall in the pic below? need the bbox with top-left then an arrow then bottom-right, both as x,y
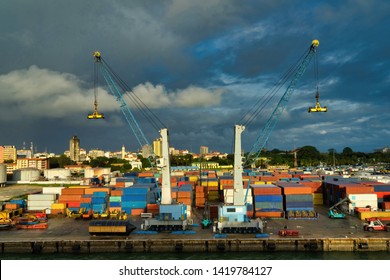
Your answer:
1,238 -> 390,254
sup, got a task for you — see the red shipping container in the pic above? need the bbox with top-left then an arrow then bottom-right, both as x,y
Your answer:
252,185 -> 282,195
382,202 -> 390,211
67,201 -> 81,208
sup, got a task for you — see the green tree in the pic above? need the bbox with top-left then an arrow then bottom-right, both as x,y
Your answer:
297,146 -> 321,166
49,155 -> 74,168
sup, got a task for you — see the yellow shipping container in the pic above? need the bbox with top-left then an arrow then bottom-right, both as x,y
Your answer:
254,181 -> 273,185
69,186 -> 91,189
51,203 -> 67,210
189,176 -> 198,182
207,181 -> 219,187
358,211 -> 390,220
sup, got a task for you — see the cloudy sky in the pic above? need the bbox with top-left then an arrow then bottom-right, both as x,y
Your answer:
0,0 -> 389,155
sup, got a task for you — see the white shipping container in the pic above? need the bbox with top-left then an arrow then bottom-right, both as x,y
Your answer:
27,206 -> 52,211
27,200 -> 54,208
348,193 -> 378,212
28,194 -> 57,201
223,189 -> 253,203
109,177 -> 117,186
42,187 -> 64,195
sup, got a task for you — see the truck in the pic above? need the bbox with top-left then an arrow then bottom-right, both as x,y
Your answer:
328,197 -> 349,219
363,218 -> 389,232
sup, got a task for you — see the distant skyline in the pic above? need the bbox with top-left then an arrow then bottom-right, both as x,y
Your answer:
0,1 -> 389,154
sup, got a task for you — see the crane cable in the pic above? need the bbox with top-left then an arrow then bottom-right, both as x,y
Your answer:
99,57 -> 166,132
237,46 -> 312,129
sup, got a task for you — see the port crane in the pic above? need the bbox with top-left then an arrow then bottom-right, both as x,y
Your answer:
214,40 -> 323,234
214,124 -> 264,234
88,53 -> 105,119
242,39 -> 321,168
91,52 -> 192,231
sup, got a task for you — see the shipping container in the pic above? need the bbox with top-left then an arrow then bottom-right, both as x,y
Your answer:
89,220 -> 136,235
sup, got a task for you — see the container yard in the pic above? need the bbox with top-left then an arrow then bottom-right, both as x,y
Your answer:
1,169 -> 390,254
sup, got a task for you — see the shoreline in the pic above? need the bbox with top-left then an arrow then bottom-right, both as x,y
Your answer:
1,237 -> 390,254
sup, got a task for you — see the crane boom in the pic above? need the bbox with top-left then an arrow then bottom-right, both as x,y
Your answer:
93,52 -> 154,158
245,40 -> 319,166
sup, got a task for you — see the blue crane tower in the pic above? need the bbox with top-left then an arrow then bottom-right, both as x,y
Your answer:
89,52 -> 192,232
244,39 -> 320,168
214,40 -> 320,234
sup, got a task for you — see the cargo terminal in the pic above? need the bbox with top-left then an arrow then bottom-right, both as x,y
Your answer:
1,166 -> 390,254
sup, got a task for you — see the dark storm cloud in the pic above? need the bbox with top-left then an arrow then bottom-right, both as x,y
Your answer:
0,0 -> 389,154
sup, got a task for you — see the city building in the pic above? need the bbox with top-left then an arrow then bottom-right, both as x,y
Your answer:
88,149 -> 105,159
16,158 -> 49,171
200,146 -> 209,156
0,145 -> 17,163
153,138 -> 162,157
69,136 -> 80,162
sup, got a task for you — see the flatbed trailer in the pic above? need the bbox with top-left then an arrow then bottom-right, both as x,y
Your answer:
214,219 -> 264,234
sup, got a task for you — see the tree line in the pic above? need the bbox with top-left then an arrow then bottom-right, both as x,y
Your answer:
48,146 -> 390,171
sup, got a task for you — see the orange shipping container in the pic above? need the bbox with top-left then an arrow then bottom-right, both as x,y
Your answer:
111,190 -> 123,196
147,204 -> 159,210
50,209 -> 66,215
177,191 -> 192,198
84,187 -> 111,196
343,185 -> 374,194
61,188 -> 85,195
255,211 -> 284,218
108,207 -> 122,212
80,197 -> 92,203
131,208 -> 145,216
4,203 -> 19,210
58,194 -> 82,202
177,198 -> 192,205
281,186 -> 312,195
138,172 -> 154,178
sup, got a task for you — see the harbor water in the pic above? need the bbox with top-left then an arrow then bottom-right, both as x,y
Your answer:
1,251 -> 390,260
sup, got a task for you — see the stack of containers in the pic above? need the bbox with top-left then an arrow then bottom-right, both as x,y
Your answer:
3,199 -> 26,211
108,188 -> 123,213
300,179 -> 323,205
121,184 -> 150,215
185,172 -> 199,185
219,175 -> 234,190
115,177 -> 135,188
79,193 -> 92,213
59,187 -> 85,212
146,203 -> 159,216
276,181 -> 315,219
41,187 -> 65,215
27,193 -> 57,213
195,185 -> 207,208
91,191 -> 108,215
220,175 -> 234,204
252,184 -> 284,218
322,176 -> 362,206
206,177 -> 219,201
361,182 -> 390,209
172,184 -> 193,206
